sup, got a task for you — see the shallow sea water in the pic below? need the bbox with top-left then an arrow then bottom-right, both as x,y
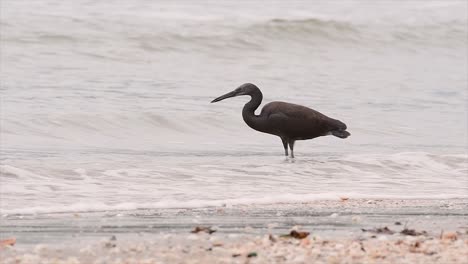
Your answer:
1,0 -> 467,217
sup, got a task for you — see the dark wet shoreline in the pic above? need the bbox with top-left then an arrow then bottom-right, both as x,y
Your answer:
2,198 -> 467,248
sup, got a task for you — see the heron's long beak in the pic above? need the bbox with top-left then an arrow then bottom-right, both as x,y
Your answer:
211,90 -> 239,103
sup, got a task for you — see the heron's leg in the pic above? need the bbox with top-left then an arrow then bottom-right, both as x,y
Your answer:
288,139 -> 295,158
281,137 -> 288,156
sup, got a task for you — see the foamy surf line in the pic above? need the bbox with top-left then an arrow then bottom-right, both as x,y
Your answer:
2,193 -> 467,215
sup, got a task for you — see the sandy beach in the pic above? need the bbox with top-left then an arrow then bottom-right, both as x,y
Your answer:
2,232 -> 467,264
2,199 -> 467,263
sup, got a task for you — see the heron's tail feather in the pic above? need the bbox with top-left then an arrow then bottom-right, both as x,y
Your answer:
331,130 -> 350,139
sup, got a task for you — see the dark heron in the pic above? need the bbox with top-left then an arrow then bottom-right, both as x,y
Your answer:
211,83 -> 350,158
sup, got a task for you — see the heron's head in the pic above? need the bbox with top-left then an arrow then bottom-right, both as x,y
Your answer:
211,83 -> 259,103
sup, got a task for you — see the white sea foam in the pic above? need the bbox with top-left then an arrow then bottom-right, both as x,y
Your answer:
3,192 -> 468,216
1,152 -> 467,215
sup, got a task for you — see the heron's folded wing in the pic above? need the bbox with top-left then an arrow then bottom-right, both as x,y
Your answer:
265,103 -> 346,133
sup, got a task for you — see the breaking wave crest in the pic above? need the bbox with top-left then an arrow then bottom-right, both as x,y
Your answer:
6,15 -> 464,53
3,193 -> 468,215
1,153 -> 467,215
139,17 -> 466,51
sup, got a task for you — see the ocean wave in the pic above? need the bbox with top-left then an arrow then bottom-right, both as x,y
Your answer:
3,192 -> 468,216
3,111 -> 245,138
4,14 -> 464,54
133,18 -> 360,52
254,18 -> 358,35
247,18 -> 465,45
3,112 -> 204,134
136,17 -> 466,53
1,152 -> 467,215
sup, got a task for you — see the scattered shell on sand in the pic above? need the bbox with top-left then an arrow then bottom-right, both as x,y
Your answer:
401,228 -> 427,236
191,226 -> 216,234
361,227 -> 395,235
0,238 -> 16,248
280,230 -> 310,239
442,232 -> 458,241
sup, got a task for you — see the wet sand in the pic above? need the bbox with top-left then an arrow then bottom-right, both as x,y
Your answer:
1,199 -> 467,263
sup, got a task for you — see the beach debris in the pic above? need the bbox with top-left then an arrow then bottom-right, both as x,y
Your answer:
329,213 -> 339,218
291,230 -> 310,239
104,235 -> 117,248
269,234 -> 277,243
340,197 -> 349,202
400,228 -> 427,236
394,221 -> 402,225
281,230 -> 310,239
359,241 -> 366,252
441,231 -> 458,241
221,203 -> 232,208
191,226 -> 216,234
361,226 -> 395,235
0,238 -> 16,248
247,252 -> 258,258
232,253 -> 241,258
398,239 -> 439,256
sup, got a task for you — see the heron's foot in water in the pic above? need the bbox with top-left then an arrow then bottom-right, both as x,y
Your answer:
288,140 -> 295,159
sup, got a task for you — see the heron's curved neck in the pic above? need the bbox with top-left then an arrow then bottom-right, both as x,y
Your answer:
242,88 -> 263,127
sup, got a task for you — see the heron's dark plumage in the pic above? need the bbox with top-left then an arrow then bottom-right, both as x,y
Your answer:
260,102 -> 347,139
211,83 -> 350,157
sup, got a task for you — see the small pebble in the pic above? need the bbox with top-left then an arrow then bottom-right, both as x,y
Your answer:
247,252 -> 257,258
330,213 -> 339,218
442,232 -> 458,241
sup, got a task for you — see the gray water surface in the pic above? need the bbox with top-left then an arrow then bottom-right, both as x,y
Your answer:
1,0 -> 467,215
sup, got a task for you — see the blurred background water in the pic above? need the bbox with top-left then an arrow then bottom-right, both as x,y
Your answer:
1,0 -> 467,215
